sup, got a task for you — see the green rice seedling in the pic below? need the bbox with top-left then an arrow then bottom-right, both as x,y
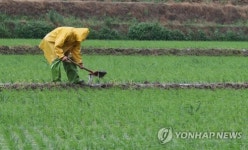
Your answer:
0,39 -> 247,49
0,89 -> 247,149
1,55 -> 248,83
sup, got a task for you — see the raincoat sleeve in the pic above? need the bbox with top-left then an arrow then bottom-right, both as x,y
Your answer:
54,31 -> 69,59
71,42 -> 83,64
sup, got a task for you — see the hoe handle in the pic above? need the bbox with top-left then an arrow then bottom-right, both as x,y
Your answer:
81,67 -> 94,74
67,58 -> 94,74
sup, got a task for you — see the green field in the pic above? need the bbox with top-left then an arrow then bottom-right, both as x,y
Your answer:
0,39 -> 247,49
0,40 -> 247,149
1,55 -> 248,83
0,89 -> 247,149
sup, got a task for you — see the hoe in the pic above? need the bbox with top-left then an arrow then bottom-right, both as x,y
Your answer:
67,58 -> 107,83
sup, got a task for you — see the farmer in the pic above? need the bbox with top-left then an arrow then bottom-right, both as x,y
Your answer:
39,27 -> 89,84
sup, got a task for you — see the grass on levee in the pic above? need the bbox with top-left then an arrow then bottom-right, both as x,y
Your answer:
0,39 -> 247,49
0,88 -> 247,149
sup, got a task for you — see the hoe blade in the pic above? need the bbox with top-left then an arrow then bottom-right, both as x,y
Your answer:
91,71 -> 107,78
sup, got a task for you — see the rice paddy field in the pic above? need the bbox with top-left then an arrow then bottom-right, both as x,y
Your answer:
0,39 -> 247,149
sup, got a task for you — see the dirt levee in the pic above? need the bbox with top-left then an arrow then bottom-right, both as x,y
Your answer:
2,82 -> 248,90
1,46 -> 248,56
0,1 -> 247,24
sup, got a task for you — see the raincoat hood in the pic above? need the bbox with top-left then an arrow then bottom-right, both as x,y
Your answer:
73,28 -> 90,41
39,27 -> 89,64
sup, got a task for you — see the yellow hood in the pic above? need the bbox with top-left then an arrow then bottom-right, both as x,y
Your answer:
39,27 -> 89,64
73,28 -> 90,41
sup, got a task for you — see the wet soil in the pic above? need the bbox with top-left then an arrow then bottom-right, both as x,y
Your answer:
0,46 -> 248,56
1,82 -> 248,90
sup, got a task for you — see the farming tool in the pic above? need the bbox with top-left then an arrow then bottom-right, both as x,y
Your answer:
67,58 -> 107,84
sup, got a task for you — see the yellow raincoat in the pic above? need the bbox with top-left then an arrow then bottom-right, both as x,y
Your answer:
39,27 -> 89,64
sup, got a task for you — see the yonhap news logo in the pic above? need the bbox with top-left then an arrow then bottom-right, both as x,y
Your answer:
158,128 -> 173,144
158,127 -> 242,144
